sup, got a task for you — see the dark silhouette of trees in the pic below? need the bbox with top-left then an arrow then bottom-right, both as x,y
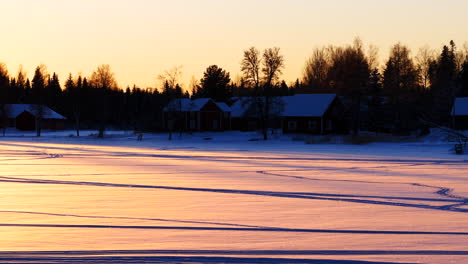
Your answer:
328,39 -> 370,134
382,43 -> 422,133
196,65 -> 231,101
430,41 -> 458,125
302,39 -> 371,134
0,63 -> 10,136
9,66 -> 29,103
383,44 -> 419,97
46,73 -> 61,109
0,39 -> 467,137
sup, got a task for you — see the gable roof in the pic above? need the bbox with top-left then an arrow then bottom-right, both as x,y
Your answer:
281,94 -> 336,117
163,98 -> 230,112
4,104 -> 66,119
230,94 -> 337,118
452,97 -> 468,116
215,102 -> 231,112
230,98 -> 255,118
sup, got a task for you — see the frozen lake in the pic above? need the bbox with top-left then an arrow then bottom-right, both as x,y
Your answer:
0,133 -> 467,263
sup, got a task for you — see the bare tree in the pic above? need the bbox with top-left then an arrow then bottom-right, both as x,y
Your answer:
241,47 -> 284,140
241,47 -> 261,90
158,66 -> 183,94
263,47 -> 284,86
415,45 -> 436,89
89,64 -> 118,90
89,64 -> 118,137
262,47 -> 285,139
188,75 -> 199,98
158,66 -> 184,139
463,42 -> 468,60
302,47 -> 331,92
367,44 -> 380,71
455,44 -> 467,73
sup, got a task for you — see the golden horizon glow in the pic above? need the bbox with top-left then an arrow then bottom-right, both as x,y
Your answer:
2,0 -> 468,90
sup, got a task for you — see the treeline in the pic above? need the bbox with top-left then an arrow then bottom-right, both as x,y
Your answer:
301,39 -> 468,133
1,39 -> 468,135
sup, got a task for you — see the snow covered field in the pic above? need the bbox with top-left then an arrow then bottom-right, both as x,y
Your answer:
0,131 -> 467,264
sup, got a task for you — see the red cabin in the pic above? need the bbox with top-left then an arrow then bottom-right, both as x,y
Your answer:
163,98 -> 231,131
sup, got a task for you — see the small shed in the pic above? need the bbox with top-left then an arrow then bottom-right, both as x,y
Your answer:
452,97 -> 468,130
1,104 -> 66,131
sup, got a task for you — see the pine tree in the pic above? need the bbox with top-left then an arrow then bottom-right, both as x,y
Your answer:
31,66 -> 47,136
199,65 -> 231,101
431,42 -> 458,124
46,72 -> 61,108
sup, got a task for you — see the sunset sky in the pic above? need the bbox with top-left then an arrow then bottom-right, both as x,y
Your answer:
2,0 -> 468,90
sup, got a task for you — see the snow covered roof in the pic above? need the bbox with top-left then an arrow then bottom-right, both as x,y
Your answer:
230,98 -> 252,118
163,98 -> 209,112
281,94 -> 336,117
452,97 -> 468,116
164,98 -> 231,112
215,102 -> 231,112
4,104 -> 66,119
230,94 -> 337,118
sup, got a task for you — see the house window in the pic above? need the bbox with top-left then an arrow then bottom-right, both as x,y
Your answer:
288,120 -> 297,130
308,120 -> 317,130
223,112 -> 229,119
189,120 -> 196,129
212,120 -> 219,129
190,112 -> 196,119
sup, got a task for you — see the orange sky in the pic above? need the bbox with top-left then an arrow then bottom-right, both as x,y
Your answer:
1,0 -> 468,90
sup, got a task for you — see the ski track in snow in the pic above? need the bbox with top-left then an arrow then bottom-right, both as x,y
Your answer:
0,173 -> 467,214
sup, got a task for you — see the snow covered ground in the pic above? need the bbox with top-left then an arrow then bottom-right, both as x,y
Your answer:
0,130 -> 467,263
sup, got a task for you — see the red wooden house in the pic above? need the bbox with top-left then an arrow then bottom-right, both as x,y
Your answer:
163,98 -> 231,131
452,97 -> 468,130
281,94 -> 345,134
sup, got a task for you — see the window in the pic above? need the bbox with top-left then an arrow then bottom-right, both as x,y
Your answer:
190,112 -> 196,119
212,120 -> 219,129
288,120 -> 297,130
308,120 -> 317,130
189,120 -> 196,129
